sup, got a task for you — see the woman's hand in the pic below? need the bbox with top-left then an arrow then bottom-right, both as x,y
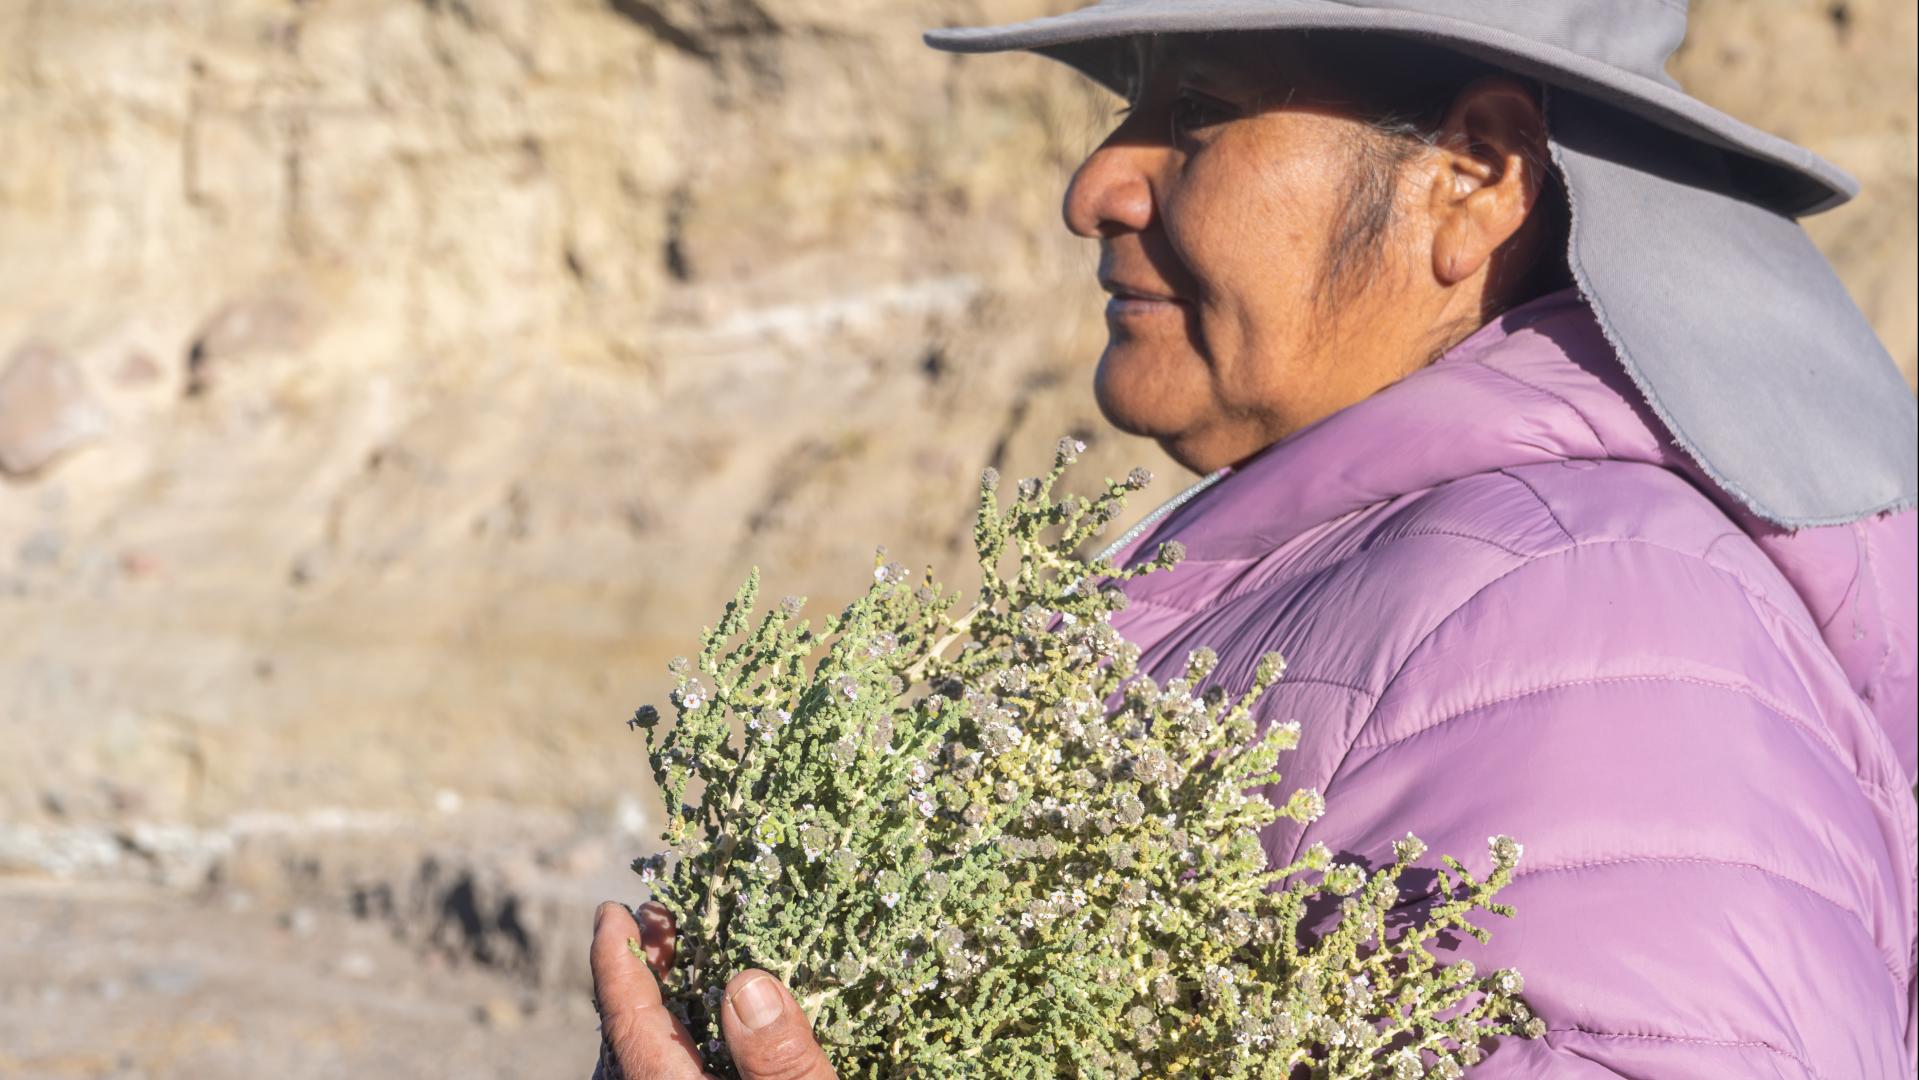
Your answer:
589,900 -> 838,1080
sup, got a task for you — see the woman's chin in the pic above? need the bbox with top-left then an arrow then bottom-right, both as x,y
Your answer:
1092,343 -> 1209,441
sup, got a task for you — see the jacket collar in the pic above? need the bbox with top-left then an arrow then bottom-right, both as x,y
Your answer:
1131,286 -> 1683,564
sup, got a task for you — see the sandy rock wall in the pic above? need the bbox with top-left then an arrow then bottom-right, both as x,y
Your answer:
0,0 -> 1132,847
0,0 -> 1912,857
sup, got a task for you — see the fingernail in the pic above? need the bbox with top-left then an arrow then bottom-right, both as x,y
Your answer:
729,974 -> 784,1031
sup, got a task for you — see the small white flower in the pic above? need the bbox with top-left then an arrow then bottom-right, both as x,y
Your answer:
1290,788 -> 1326,821
1488,834 -> 1525,865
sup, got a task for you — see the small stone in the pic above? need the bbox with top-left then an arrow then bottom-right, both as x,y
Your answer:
336,951 -> 376,979
135,965 -> 203,996
560,837 -> 609,875
183,291 -> 314,397
0,342 -> 108,476
119,549 -> 161,579
114,351 -> 164,386
474,997 -> 523,1030
16,529 -> 63,567
287,549 -> 326,587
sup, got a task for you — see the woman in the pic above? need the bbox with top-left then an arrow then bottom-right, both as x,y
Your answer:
591,3 -> 1918,1076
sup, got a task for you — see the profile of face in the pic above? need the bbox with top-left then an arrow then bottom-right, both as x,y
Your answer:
1064,34 -> 1556,473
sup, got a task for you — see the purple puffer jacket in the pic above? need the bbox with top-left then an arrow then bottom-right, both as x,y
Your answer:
1106,288 -> 1918,1077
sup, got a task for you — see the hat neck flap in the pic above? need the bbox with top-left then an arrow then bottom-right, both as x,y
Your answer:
1546,88 -> 1917,528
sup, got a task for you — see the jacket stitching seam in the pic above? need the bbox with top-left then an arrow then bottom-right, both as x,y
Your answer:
1698,529 -> 1747,568
1514,856 -> 1906,986
1213,527 -> 1538,608
1704,533 -> 1911,732
1160,464 -> 1750,570
1130,525 -> 1546,614
1857,522 -> 1895,695
1470,356 -> 1612,456
1701,551 -> 1824,638
1290,539 -> 1904,865
1799,528 -> 1865,635
1248,675 -> 1378,698
1363,544 -> 1891,793
1499,468 -> 1577,543
1366,526 -> 1537,558
1360,672 -> 1803,753
1543,1027 -> 1824,1080
1718,578 -> 1908,804
1170,523 -> 1801,627
1113,593 -> 1207,616
1352,669 -> 1908,806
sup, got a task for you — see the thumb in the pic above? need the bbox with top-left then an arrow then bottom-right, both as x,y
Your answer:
719,970 -> 837,1080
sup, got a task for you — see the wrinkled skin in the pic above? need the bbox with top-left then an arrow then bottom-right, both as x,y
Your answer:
590,902 -> 836,1080
590,30 -> 1556,1079
1071,34 -> 1554,473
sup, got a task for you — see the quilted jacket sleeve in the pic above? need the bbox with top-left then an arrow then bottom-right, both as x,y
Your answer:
1294,538 -> 1918,1078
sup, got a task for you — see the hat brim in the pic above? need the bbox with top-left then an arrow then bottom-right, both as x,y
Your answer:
924,2 -> 1857,218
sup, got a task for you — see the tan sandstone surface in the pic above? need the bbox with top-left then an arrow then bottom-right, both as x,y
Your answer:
0,1 -> 1911,1076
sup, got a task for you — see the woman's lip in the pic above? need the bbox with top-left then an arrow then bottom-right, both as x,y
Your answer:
1098,277 -> 1188,305
1105,295 -> 1187,317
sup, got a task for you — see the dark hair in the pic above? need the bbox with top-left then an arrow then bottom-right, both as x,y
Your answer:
1292,33 -> 1574,327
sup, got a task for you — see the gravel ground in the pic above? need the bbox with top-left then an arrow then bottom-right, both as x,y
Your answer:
0,878 -> 604,1079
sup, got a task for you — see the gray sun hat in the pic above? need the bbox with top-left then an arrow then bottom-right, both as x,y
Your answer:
925,0 -> 1918,528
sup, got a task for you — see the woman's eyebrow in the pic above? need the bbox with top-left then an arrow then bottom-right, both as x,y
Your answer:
1177,56 -> 1272,97
1178,60 -> 1229,89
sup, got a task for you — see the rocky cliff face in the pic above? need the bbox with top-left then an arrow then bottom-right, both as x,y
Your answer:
0,0 -> 1130,848
0,0 -> 1911,855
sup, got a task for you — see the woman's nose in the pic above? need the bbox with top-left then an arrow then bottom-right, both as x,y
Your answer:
1063,138 -> 1156,240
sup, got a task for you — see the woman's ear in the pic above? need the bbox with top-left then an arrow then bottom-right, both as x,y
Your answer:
1424,75 -> 1550,287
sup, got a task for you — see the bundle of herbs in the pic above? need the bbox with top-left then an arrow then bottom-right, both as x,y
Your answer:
625,439 -> 1540,1078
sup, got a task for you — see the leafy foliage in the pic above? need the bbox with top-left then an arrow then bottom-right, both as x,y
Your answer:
628,440 -> 1542,1078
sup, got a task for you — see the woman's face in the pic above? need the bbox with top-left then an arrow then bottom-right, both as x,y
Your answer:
1064,35 -> 1545,472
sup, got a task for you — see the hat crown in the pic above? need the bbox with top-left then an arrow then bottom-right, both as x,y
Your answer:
1312,0 -> 1690,87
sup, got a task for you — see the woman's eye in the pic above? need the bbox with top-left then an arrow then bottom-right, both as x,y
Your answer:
1169,91 -> 1237,136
